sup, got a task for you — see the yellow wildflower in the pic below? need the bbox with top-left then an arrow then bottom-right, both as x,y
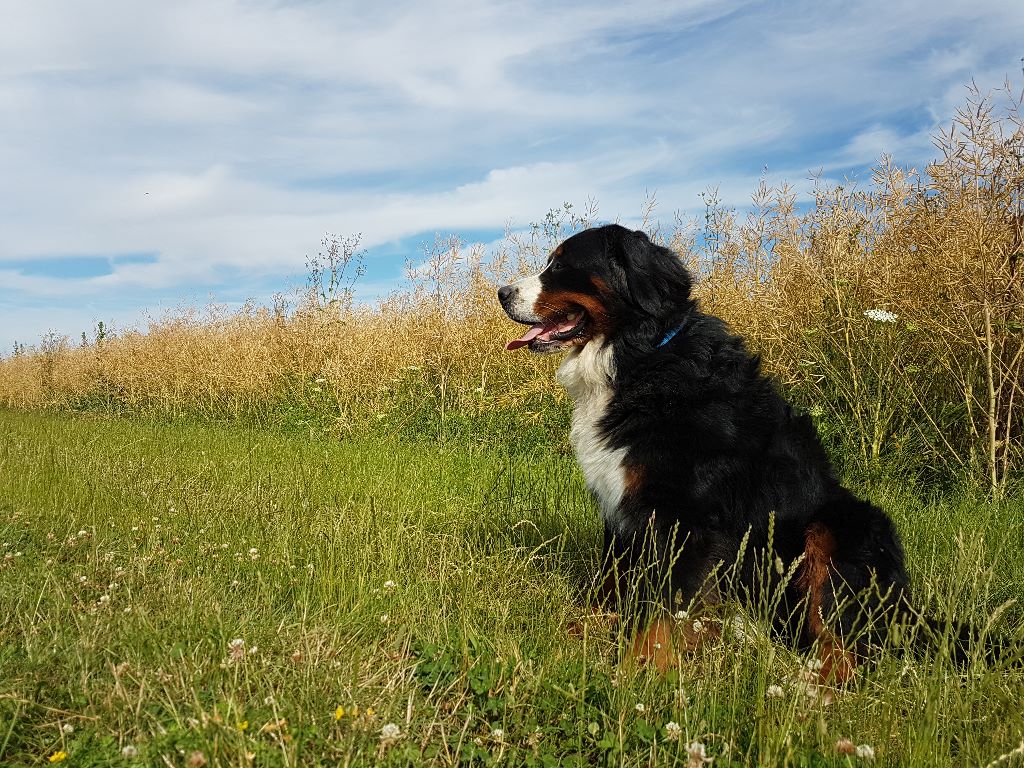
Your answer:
49,751 -> 68,763
237,720 -> 248,731
334,706 -> 345,720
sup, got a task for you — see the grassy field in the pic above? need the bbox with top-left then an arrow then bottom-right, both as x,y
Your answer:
2,409 -> 1023,767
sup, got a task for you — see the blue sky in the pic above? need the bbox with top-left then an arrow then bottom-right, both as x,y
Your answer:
1,0 -> 1022,353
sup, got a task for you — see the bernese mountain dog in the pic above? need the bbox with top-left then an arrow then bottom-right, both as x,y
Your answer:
498,223 -> 912,680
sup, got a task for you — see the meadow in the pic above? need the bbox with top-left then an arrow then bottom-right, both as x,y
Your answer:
2,409 -> 1023,767
1,86 -> 1024,766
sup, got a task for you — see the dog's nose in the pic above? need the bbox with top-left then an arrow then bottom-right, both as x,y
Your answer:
497,285 -> 515,304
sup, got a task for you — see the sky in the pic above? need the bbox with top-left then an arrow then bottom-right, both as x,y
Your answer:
1,0 -> 1022,353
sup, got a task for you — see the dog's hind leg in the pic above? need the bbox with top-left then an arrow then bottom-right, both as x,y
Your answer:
797,502 -> 911,684
796,522 -> 859,684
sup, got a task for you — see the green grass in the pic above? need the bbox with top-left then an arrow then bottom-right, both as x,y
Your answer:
1,409 -> 1023,767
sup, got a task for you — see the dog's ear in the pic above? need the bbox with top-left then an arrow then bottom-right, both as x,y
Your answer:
609,228 -> 692,317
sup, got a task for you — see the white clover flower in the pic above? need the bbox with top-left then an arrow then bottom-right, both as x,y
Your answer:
380,723 -> 402,742
686,741 -> 713,767
383,580 -> 397,590
855,744 -> 875,760
491,727 -> 504,741
766,684 -> 785,699
635,703 -> 645,713
61,724 -> 74,734
121,745 -> 139,758
228,638 -> 246,661
664,721 -> 682,741
864,308 -> 898,323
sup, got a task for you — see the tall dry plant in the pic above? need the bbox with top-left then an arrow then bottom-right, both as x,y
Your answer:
695,83 -> 1024,495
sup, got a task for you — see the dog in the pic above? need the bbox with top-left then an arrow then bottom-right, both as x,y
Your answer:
498,224 -> 913,680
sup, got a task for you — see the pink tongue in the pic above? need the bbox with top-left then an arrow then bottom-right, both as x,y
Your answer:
505,317 -> 579,350
505,323 -> 545,350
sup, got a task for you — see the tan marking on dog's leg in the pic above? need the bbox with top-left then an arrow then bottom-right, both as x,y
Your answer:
623,464 -> 644,496
629,618 -> 676,673
817,637 -> 857,684
797,522 -> 857,684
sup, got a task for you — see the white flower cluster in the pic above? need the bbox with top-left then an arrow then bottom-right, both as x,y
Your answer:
864,308 -> 898,323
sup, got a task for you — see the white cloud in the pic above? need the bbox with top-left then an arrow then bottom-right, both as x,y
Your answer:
1,0 -> 1023,351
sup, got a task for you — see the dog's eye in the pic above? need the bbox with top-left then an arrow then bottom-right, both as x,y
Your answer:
549,260 -> 564,272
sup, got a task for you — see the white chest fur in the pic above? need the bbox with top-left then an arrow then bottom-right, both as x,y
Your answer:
556,340 -> 629,530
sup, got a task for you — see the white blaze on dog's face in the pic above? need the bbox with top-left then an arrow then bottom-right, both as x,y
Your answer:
499,272 -> 544,326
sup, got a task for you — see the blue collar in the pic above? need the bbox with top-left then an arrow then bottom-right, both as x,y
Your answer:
658,322 -> 686,348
